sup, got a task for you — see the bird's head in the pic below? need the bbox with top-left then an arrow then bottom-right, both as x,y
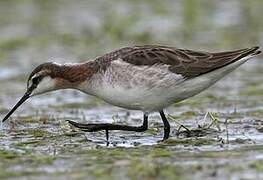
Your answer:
2,62 -> 64,122
26,62 -> 62,96
2,61 -> 98,122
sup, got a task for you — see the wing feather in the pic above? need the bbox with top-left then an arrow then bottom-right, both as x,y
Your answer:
96,45 -> 260,78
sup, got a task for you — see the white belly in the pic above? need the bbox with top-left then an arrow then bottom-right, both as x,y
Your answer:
95,83 -> 179,111
78,56 -> 253,111
79,59 -> 184,111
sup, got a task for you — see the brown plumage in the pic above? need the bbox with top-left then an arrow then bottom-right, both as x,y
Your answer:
96,45 -> 260,78
28,61 -> 100,85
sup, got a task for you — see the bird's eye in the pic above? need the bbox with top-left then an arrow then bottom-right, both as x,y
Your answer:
32,76 -> 40,85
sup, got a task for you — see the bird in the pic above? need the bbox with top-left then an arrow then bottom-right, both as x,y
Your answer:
2,45 -> 261,142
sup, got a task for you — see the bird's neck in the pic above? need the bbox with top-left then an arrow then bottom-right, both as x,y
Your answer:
54,61 -> 100,89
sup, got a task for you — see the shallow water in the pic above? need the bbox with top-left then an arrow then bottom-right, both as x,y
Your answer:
0,0 -> 263,179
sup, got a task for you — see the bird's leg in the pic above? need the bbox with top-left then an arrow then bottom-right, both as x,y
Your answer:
67,114 -> 148,141
105,129 -> 109,146
105,129 -> 109,142
159,110 -> 170,140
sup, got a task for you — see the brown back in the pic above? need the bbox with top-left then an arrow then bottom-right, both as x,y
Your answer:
96,45 -> 260,78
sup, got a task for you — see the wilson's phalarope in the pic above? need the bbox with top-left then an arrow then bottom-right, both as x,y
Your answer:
2,45 -> 261,141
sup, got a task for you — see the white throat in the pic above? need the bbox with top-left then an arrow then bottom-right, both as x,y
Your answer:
31,76 -> 56,96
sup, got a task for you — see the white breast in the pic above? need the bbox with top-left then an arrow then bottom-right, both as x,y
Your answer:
79,59 -> 185,111
78,55 -> 254,112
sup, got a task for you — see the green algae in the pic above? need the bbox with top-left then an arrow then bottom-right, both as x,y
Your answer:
90,166 -> 114,179
163,137 -> 218,146
167,111 -> 198,121
240,86 -> 263,96
0,171 -> 43,179
27,155 -> 55,165
127,159 -> 183,180
0,150 -> 19,159
249,109 -> 263,118
28,129 -> 48,138
0,154 -> 55,179
149,147 -> 172,158
13,140 -> 42,148
12,128 -> 49,138
249,160 -> 263,172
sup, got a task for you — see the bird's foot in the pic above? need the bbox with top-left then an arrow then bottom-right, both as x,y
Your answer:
66,119 -> 148,145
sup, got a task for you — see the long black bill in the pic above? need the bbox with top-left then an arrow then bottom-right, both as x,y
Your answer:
2,91 -> 31,122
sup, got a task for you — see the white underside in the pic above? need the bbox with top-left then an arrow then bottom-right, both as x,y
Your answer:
78,56 -> 255,112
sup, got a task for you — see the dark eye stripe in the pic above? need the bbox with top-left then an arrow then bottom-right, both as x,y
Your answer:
32,77 -> 39,84
32,76 -> 43,85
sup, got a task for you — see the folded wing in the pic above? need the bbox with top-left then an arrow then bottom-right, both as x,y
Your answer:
112,45 -> 260,78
